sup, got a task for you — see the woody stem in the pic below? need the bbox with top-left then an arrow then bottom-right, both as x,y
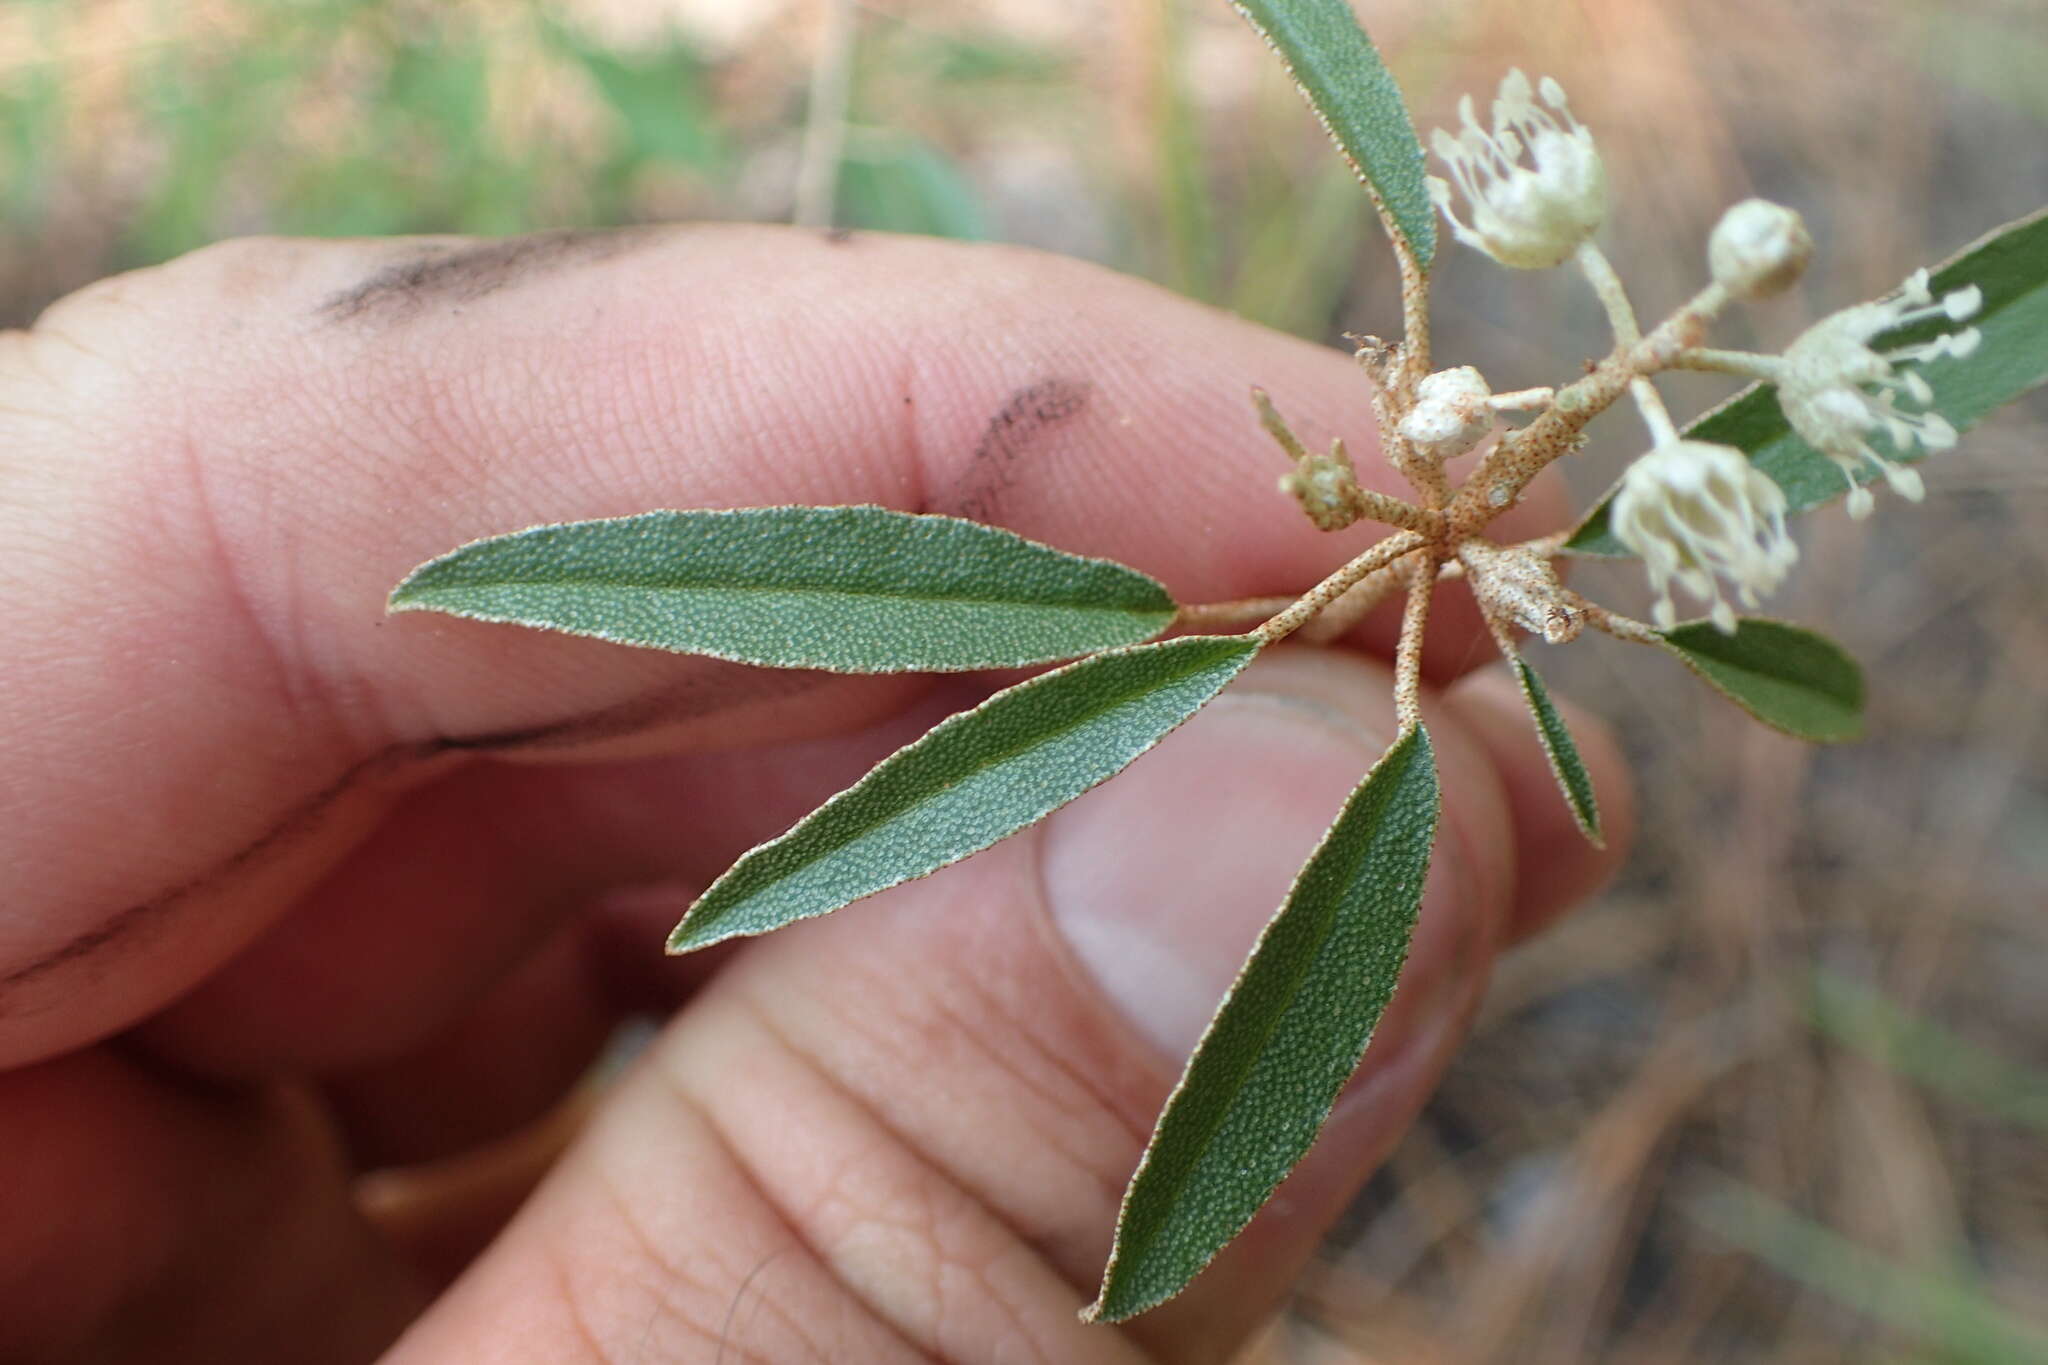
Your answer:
1256,532 -> 1424,645
1393,555 -> 1439,733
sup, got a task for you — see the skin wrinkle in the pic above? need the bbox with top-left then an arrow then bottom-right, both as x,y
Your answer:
0,744 -> 422,1003
635,1047 -> 931,1365
0,665 -> 834,1011
698,1002 -> 1053,1365
547,1247 -> 628,1365
729,970 -> 1141,1360
585,1170 -> 798,1365
894,347 -> 932,519
170,413 -> 355,756
713,1251 -> 791,1365
941,379 -> 1094,523
316,229 -> 660,325
925,884 -> 1148,1230
895,955 -> 1125,1267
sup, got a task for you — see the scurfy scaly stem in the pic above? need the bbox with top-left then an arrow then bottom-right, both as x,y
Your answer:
1392,554 -> 1437,732
1576,240 -> 1641,344
1256,532 -> 1422,644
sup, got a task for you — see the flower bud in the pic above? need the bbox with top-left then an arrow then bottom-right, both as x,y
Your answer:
1709,198 -> 1812,299
1277,440 -> 1364,532
1459,538 -> 1582,644
1398,366 -> 1493,462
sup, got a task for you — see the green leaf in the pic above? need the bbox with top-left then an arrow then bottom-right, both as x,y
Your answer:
1659,617 -> 1863,743
1231,0 -> 1435,272
389,506 -> 1176,672
1570,207 -> 2048,553
1509,657 -> 1603,845
1088,726 -> 1440,1322
669,635 -> 1262,952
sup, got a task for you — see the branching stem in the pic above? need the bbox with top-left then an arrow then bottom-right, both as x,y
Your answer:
1256,532 -> 1423,645
1579,601 -> 1664,645
1174,595 -> 1297,632
1669,347 -> 1784,382
1445,279 -> 1734,530
1576,241 -> 1642,345
1393,555 -> 1439,732
1488,386 -> 1557,411
1630,376 -> 1682,446
1354,490 -> 1442,536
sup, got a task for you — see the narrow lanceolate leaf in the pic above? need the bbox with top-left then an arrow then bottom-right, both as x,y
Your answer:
1088,726 -> 1440,1323
1510,657 -> 1603,845
1231,0 -> 1435,272
1660,618 -> 1863,743
1569,206 -> 2048,553
669,635 -> 1261,952
389,506 -> 1176,672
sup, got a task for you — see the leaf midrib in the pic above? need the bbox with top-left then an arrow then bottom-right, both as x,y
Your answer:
407,577 -> 1168,616
1119,750 -> 1406,1261
710,644 -> 1248,898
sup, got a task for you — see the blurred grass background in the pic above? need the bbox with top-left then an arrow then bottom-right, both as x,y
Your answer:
4,1 -> 2044,1360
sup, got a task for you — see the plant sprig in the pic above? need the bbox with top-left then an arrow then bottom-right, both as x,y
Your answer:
388,0 -> 2047,1325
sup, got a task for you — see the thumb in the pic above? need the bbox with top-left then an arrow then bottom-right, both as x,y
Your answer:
384,647 -> 1568,1364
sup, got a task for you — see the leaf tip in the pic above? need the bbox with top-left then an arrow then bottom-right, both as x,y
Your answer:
664,914 -> 718,956
1079,1275 -> 1158,1326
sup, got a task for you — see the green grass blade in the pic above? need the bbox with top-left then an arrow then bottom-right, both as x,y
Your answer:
389,507 -> 1177,672
1689,1176 -> 2048,1364
1809,970 -> 2048,1133
1510,657 -> 1603,845
1571,207 -> 2048,553
1658,618 -> 1864,743
1088,726 -> 1439,1321
670,635 -> 1262,951
1230,0 -> 1435,271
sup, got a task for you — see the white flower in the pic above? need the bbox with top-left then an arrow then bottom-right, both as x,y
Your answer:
1709,198 -> 1811,299
1427,69 -> 1606,270
1777,268 -> 1982,518
1613,440 -> 1798,633
1398,366 -> 1493,461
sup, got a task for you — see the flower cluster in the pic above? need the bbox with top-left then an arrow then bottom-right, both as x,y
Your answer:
1427,69 -> 1606,270
1285,69 -> 1996,655
1776,269 -> 1983,518
1611,440 -> 1798,632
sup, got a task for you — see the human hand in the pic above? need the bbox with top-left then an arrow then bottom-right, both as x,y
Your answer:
0,227 -> 1629,1363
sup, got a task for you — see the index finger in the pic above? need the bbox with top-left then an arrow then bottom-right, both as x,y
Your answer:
0,225 -> 1563,1063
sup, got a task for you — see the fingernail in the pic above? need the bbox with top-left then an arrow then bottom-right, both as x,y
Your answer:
1039,672 -> 1392,1063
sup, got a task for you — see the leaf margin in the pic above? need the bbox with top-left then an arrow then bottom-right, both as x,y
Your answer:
1086,723 -> 1441,1322
1230,0 -> 1436,272
1509,655 -> 1603,845
669,632 -> 1265,953
1658,615 -> 1865,743
387,504 -> 1180,672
